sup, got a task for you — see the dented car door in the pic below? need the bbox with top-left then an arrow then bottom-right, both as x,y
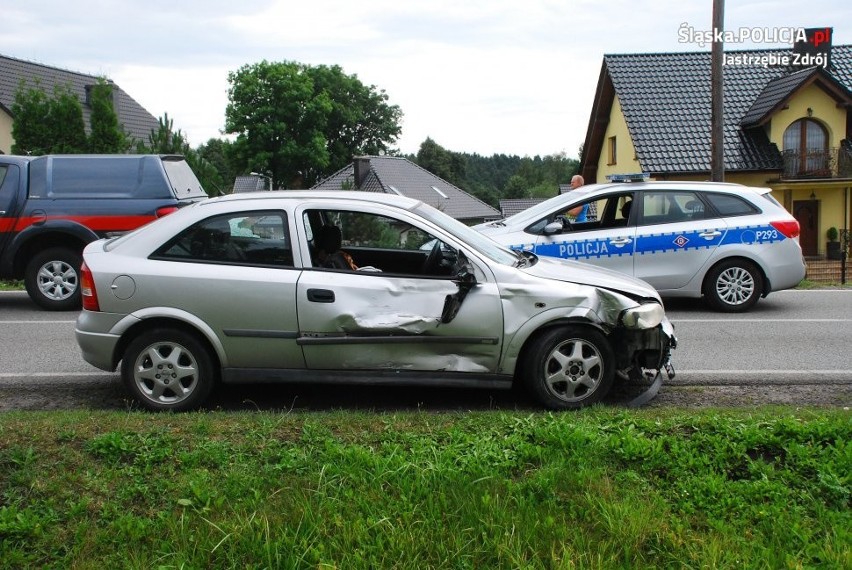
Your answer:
295,269 -> 504,373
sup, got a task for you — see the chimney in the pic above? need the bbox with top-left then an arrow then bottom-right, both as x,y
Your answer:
353,157 -> 371,188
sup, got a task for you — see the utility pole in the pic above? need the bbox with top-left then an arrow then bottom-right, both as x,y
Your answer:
711,0 -> 725,181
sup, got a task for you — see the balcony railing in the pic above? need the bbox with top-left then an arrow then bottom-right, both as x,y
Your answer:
781,147 -> 852,179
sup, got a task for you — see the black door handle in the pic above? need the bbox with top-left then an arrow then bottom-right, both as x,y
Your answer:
307,288 -> 335,303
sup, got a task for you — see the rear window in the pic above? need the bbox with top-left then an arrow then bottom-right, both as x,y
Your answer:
162,158 -> 208,199
45,156 -> 172,199
703,192 -> 760,216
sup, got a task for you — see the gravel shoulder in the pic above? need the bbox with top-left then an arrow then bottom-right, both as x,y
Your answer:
1,374 -> 849,412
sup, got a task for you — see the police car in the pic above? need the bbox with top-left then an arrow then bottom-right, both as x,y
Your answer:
476,177 -> 806,312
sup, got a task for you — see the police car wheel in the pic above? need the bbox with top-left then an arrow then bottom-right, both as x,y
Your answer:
24,247 -> 83,311
704,259 -> 763,313
121,328 -> 217,412
524,326 -> 615,410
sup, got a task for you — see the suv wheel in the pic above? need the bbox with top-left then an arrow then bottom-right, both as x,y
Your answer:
25,248 -> 83,311
704,259 -> 763,312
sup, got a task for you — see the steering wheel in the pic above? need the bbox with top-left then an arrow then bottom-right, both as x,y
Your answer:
421,240 -> 443,274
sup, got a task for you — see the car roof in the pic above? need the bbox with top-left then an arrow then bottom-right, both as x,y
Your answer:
500,180 -> 770,226
202,190 -> 425,210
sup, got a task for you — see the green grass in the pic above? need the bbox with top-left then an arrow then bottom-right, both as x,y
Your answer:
1,408 -> 849,568
0,280 -> 23,291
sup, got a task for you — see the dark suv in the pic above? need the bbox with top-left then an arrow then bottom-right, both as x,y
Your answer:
0,154 -> 208,310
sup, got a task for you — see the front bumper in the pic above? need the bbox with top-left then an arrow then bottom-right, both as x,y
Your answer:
614,316 -> 677,407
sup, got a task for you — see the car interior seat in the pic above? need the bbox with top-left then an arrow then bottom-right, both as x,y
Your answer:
314,225 -> 352,269
620,199 -> 632,221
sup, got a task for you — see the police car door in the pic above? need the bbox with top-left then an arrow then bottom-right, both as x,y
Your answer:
533,192 -> 637,276
633,190 -> 726,290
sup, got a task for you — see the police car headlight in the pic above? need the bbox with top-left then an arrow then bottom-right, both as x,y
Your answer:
620,302 -> 664,329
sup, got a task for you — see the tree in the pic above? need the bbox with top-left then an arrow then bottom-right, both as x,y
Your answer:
197,138 -> 238,195
88,79 -> 128,153
416,138 -> 466,187
224,60 -> 403,188
136,114 -> 219,196
10,81 -> 52,155
11,82 -> 87,155
305,64 -> 402,174
138,113 -> 190,155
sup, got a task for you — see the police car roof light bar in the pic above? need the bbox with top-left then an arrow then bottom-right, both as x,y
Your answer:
606,173 -> 650,183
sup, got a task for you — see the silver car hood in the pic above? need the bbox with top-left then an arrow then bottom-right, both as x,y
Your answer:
521,255 -> 662,302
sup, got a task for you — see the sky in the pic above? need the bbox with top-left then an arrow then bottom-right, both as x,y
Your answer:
3,0 -> 851,158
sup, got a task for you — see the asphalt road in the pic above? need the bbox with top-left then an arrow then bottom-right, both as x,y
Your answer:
1,289 -> 850,411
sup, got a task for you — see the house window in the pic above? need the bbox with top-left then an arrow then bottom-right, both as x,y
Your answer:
782,118 -> 828,176
607,136 -> 617,165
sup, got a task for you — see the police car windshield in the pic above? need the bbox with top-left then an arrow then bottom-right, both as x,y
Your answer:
501,187 -> 596,225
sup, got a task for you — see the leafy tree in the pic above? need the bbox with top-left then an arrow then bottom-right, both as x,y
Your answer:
138,113 -> 190,155
225,61 -> 332,189
416,138 -> 466,188
88,79 -> 128,153
224,60 -> 403,188
410,138 -> 580,208
11,82 -> 87,154
305,64 -> 402,175
136,114 -> 219,196
10,81 -> 52,155
503,174 -> 530,199
197,138 -> 238,194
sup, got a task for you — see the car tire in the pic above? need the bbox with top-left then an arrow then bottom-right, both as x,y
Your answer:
24,247 -> 83,311
523,326 -> 615,410
704,259 -> 763,313
121,328 -> 217,412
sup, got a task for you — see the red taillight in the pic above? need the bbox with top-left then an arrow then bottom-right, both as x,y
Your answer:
771,220 -> 800,239
156,206 -> 179,218
80,262 -> 100,312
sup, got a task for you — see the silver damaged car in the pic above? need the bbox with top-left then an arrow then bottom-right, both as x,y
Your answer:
76,191 -> 676,411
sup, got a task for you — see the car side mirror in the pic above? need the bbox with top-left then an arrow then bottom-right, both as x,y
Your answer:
440,254 -> 477,324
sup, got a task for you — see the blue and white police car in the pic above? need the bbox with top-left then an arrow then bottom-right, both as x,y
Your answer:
476,178 -> 806,312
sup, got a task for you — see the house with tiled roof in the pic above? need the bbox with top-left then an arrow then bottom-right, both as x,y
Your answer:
499,198 -> 546,218
580,44 -> 852,258
312,155 -> 501,224
0,54 -> 159,154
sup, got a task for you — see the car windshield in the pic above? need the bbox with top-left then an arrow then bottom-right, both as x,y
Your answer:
413,203 -> 523,266
495,187 -> 595,226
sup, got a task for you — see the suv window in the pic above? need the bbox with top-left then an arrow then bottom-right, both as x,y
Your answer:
162,158 -> 208,198
641,191 -> 707,225
703,192 -> 760,216
153,211 -> 293,267
48,157 -> 170,199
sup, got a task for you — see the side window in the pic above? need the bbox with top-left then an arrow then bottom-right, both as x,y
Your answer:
703,192 -> 760,217
641,191 -> 706,225
529,193 -> 633,234
305,209 -> 456,276
0,165 -> 19,205
27,157 -> 48,198
49,157 -> 142,197
153,211 -> 293,267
